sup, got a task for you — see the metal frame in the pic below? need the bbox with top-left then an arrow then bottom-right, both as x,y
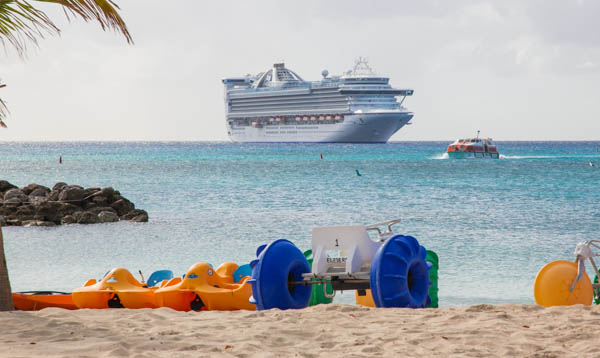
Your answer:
570,240 -> 600,301
296,218 -> 403,298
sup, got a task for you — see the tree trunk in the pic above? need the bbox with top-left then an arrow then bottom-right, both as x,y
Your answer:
0,225 -> 14,311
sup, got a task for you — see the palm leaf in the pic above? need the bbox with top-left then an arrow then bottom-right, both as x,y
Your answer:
0,0 -> 132,56
0,82 -> 7,128
0,0 -> 132,128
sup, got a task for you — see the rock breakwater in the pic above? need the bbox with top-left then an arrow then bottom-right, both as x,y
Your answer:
0,180 -> 148,227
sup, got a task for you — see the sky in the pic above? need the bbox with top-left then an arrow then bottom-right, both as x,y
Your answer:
1,0 -> 599,141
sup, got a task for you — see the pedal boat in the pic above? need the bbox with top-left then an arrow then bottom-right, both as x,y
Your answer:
447,136 -> 499,159
12,291 -> 77,311
155,262 -> 255,311
72,268 -> 158,309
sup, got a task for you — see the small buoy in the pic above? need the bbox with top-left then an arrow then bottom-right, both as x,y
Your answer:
590,162 -> 595,167
59,155 -> 62,164
355,169 -> 362,176
320,153 -> 323,160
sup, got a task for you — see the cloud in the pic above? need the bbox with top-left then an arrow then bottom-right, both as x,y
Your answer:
0,0 -> 599,140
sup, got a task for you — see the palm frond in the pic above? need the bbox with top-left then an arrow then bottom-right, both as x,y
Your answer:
39,0 -> 132,42
0,0 -> 132,56
0,82 -> 8,128
0,0 -> 60,55
0,100 -> 7,128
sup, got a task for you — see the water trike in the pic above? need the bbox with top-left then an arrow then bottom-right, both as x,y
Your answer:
355,249 -> 439,308
249,218 -> 431,310
72,268 -> 173,309
12,291 -> 77,311
534,240 -> 600,307
154,262 -> 255,311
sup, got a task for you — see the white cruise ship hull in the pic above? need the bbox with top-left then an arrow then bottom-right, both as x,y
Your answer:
227,112 -> 413,143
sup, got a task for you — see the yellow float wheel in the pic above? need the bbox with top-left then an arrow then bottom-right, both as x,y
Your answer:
534,260 -> 593,307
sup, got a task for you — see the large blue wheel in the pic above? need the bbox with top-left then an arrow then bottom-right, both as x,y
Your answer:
249,239 -> 312,310
370,235 -> 430,308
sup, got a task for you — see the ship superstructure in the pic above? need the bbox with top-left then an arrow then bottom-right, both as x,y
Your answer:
222,58 -> 414,143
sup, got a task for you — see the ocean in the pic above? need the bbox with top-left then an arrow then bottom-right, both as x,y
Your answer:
1,141 -> 599,307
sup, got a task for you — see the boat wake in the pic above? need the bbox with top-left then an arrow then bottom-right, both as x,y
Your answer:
431,153 -> 449,160
500,154 -> 600,159
500,155 -> 554,159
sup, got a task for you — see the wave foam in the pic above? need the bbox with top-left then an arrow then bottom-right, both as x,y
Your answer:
431,153 -> 449,160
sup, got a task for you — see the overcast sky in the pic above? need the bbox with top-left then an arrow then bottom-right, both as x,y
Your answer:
1,0 -> 599,141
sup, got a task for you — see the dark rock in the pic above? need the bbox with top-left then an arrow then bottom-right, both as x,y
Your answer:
84,202 -> 97,210
0,205 -> 17,216
98,211 -> 119,223
61,215 -> 76,224
35,202 -> 64,223
34,202 -> 78,224
77,211 -> 100,224
111,198 -> 134,216
71,211 -> 83,222
16,205 -> 34,219
22,220 -> 56,227
129,213 -> 148,222
8,182 -> 147,227
58,203 -> 79,216
0,215 -> 6,226
92,195 -> 109,206
6,218 -> 22,226
29,187 -> 50,197
84,188 -> 100,200
99,187 -> 116,199
22,184 -> 50,196
47,189 -> 61,202
52,182 -> 68,192
21,184 -> 36,195
29,196 -> 47,206
122,209 -> 148,222
4,188 -> 28,203
111,195 -> 124,203
0,180 -> 18,193
58,186 -> 87,203
88,206 -> 117,215
3,197 -> 23,206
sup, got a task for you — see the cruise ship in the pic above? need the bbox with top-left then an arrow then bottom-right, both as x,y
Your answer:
222,58 -> 414,143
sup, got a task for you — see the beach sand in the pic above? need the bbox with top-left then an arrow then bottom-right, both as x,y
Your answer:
1,304 -> 600,357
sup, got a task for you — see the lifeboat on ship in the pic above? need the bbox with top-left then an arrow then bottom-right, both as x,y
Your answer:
154,262 -> 255,311
447,133 -> 499,159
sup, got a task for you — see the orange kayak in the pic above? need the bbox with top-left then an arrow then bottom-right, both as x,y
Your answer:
12,291 -> 77,311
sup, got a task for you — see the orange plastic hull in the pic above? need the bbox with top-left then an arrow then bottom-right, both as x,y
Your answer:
154,262 -> 256,311
12,292 -> 77,311
72,268 -> 159,309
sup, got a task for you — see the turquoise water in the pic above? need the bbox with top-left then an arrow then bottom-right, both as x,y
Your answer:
1,141 -> 599,306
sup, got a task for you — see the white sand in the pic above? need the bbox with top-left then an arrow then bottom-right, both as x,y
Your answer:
1,304 -> 600,357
